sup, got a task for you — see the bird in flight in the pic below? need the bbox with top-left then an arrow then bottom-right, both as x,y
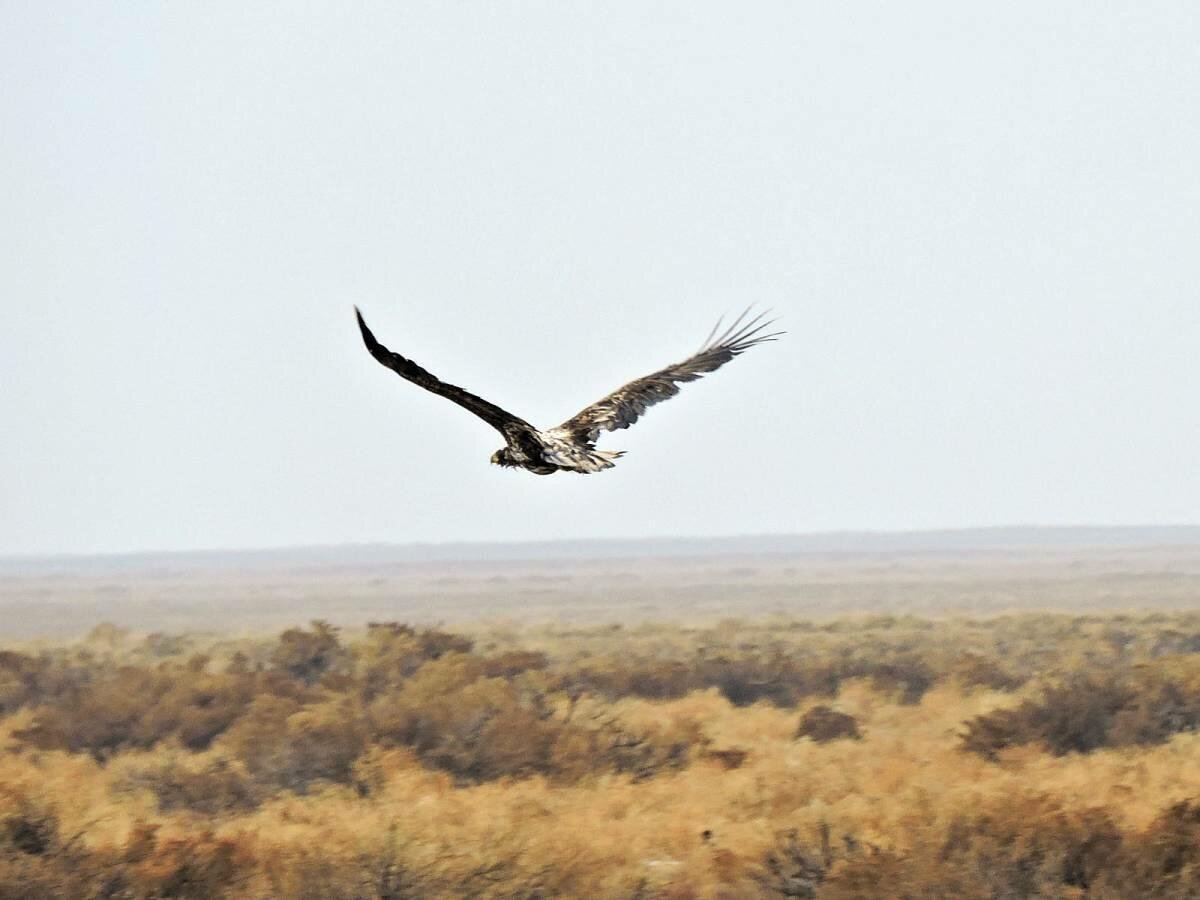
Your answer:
354,307 -> 782,475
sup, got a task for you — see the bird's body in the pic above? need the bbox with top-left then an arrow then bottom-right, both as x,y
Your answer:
491,425 -> 625,475
354,307 -> 780,475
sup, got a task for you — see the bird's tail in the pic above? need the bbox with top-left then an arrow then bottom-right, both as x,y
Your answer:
540,432 -> 626,473
574,448 -> 625,473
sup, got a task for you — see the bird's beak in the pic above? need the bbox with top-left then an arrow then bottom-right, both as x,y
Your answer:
490,451 -> 501,465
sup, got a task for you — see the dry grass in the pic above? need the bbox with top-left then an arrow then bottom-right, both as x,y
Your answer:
4,613 -> 1200,896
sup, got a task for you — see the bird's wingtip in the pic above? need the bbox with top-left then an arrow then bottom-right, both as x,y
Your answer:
354,307 -> 379,350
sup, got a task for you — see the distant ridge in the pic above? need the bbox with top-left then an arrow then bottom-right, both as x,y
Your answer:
3,525 -> 1200,577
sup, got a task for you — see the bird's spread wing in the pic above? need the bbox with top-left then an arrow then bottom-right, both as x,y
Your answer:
553,308 -> 782,444
355,308 -> 533,435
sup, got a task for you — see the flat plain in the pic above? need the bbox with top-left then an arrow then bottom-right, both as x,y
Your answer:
4,527 -> 1200,640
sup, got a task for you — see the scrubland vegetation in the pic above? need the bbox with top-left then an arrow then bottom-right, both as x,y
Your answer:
5,612 -> 1200,896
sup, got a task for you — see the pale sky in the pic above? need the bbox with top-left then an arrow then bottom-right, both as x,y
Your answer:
2,2 -> 1198,556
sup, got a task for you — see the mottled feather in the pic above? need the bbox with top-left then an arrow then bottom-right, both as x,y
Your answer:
552,308 -> 782,445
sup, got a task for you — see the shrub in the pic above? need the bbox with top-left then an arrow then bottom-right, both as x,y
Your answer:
0,650 -> 91,716
220,695 -> 367,793
110,823 -> 247,899
270,621 -> 350,685
367,653 -> 703,784
1112,800 -> 1200,897
551,708 -> 702,783
756,798 -> 1126,898
795,706 -> 861,743
369,655 -> 562,782
752,824 -> 840,898
703,747 -> 749,769
2,804 -> 58,858
565,647 -> 937,709
118,755 -> 260,815
479,650 -> 550,679
15,664 -> 258,759
961,661 -> 1200,759
928,798 -> 1123,895
356,623 -> 474,699
944,652 -> 1025,692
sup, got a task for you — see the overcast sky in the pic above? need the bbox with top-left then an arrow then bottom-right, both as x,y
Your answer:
2,2 -> 1197,556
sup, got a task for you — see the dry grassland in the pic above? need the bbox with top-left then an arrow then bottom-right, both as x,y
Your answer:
4,610 -> 1200,897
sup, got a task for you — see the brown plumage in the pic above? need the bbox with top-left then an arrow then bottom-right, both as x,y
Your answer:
355,307 -> 781,475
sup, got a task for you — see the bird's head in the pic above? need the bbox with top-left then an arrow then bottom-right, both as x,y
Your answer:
491,448 -> 513,467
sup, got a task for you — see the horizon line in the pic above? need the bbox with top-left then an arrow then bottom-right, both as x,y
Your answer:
4,522 -> 1200,567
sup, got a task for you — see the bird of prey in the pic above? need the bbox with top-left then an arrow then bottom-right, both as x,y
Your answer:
354,307 -> 781,475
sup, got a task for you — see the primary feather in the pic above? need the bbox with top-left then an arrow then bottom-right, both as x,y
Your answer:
552,308 -> 782,445
354,307 -> 531,434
